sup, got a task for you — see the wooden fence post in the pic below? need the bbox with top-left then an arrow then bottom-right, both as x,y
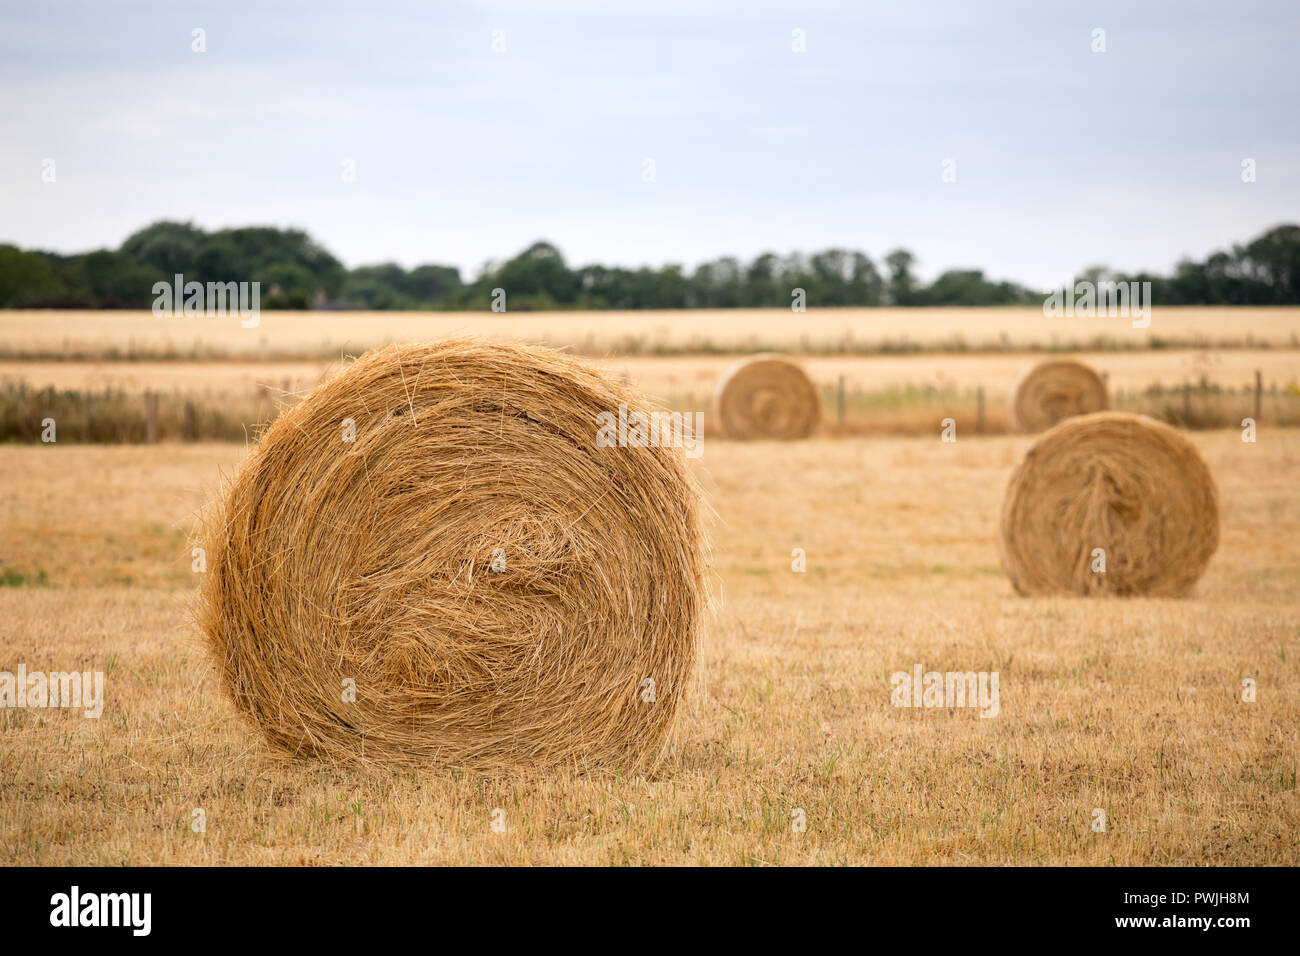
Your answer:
837,375 -> 846,427
976,386 -> 985,434
1255,369 -> 1263,423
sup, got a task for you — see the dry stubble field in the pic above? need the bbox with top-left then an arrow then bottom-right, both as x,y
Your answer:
4,348 -> 1298,398
2,429 -> 1296,865
4,307 -> 1299,358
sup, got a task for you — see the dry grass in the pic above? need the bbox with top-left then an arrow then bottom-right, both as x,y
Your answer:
0,383 -> 282,443
4,378 -> 1295,445
1,430 -> 1296,864
5,348 -> 1299,444
2,307 -> 1299,361
3,349 -> 1298,398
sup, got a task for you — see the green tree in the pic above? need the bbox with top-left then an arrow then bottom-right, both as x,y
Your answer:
194,235 -> 251,283
0,245 -> 67,306
120,221 -> 205,276
403,264 -> 461,304
81,250 -> 165,307
492,241 -> 580,303
255,262 -> 317,309
1238,224 -> 1300,303
884,249 -> 918,305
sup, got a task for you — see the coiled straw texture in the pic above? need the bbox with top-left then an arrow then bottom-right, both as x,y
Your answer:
198,339 -> 709,772
1008,358 -> 1110,433
713,354 -> 820,440
999,412 -> 1219,596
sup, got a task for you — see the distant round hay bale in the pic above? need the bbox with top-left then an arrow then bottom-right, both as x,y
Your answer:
1007,358 -> 1109,433
198,340 -> 709,772
999,412 -> 1219,597
713,354 -> 820,440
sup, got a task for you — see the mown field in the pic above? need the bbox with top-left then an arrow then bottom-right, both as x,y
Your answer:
1,431 -> 1296,865
3,306 -> 1299,360
3,341 -> 1299,441
3,348 -> 1298,397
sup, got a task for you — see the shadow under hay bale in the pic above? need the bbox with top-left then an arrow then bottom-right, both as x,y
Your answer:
197,339 -> 710,772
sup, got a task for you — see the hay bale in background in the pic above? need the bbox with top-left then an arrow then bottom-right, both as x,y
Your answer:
198,339 -> 709,772
999,412 -> 1219,596
713,354 -> 820,440
1007,358 -> 1109,433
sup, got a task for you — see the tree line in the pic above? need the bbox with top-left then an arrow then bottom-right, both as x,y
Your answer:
1,220 -> 1297,310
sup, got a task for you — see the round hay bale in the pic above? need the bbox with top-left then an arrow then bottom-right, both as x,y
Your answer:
999,412 -> 1219,597
198,340 -> 709,772
1007,358 -> 1109,433
712,354 -> 820,440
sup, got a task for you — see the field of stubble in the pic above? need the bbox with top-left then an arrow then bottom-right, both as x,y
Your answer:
1,430 -> 1296,865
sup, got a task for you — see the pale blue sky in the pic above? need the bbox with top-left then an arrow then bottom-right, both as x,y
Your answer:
1,0 -> 1296,287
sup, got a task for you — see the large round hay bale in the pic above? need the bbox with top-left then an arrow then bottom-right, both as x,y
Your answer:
999,412 -> 1219,596
1007,358 -> 1109,433
197,340 -> 709,772
712,354 -> 820,440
